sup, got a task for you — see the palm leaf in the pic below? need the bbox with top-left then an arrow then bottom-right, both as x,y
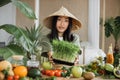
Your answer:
11,0 -> 36,19
26,25 -> 43,42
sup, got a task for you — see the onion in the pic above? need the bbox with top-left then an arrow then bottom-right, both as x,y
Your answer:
83,72 -> 95,80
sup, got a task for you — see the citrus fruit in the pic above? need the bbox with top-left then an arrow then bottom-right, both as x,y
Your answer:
13,66 -> 28,77
27,68 -> 41,78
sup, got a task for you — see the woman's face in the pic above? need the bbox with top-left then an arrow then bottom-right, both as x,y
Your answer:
56,16 -> 69,34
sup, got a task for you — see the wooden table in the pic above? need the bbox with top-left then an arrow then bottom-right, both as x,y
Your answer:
42,75 -> 119,80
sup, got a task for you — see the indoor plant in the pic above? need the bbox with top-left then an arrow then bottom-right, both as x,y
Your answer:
0,0 -> 50,61
104,16 -> 120,66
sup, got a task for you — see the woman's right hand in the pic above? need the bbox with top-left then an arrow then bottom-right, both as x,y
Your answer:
47,51 -> 55,64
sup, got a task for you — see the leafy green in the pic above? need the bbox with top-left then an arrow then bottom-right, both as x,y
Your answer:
61,66 -> 72,77
52,39 -> 80,62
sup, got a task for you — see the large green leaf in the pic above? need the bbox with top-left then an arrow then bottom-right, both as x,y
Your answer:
113,16 -> 120,41
11,0 -> 36,19
104,16 -> 120,42
0,44 -> 25,59
0,24 -> 24,38
104,18 -> 114,37
0,24 -> 32,53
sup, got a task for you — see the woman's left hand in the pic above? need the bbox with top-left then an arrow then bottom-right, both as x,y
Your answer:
74,57 -> 79,65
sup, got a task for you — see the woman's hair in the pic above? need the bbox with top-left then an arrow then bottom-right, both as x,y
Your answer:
48,16 -> 75,42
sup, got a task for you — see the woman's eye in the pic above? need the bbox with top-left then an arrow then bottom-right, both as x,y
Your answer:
57,18 -> 61,21
65,19 -> 69,22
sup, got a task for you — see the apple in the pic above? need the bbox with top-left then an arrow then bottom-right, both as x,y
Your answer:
71,66 -> 82,78
42,61 -> 53,70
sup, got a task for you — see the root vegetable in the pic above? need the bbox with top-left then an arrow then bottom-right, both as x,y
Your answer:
83,72 -> 95,80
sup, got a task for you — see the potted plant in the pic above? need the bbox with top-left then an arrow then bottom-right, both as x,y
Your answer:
0,0 -> 50,62
104,16 -> 120,66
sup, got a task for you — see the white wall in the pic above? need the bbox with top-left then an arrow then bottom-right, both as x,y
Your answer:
0,3 -> 16,45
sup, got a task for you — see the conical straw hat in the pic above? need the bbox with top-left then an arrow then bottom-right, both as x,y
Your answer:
43,6 -> 82,30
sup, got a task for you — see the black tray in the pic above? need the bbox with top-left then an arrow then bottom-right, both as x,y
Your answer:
41,52 -> 74,66
53,58 -> 74,66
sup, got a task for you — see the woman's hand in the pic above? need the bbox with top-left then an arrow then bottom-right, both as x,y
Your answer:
47,51 -> 55,65
74,56 -> 79,65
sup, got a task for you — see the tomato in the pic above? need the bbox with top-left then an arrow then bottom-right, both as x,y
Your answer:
7,76 -> 13,80
45,70 -> 51,76
98,70 -> 105,75
41,70 -> 46,75
45,69 -> 63,77
54,69 -> 62,73
55,70 -> 62,77
13,75 -> 19,80
49,70 -> 55,76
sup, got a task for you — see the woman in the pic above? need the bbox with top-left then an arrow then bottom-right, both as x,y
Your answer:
42,6 -> 82,66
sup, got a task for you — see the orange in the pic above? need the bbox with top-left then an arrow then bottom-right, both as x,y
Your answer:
13,66 -> 28,77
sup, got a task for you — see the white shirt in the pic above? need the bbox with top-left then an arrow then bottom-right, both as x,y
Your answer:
58,36 -> 63,41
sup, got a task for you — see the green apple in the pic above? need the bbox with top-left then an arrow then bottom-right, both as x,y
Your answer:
71,66 -> 82,78
42,61 -> 52,70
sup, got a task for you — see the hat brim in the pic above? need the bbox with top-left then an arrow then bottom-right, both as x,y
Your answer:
43,7 -> 82,31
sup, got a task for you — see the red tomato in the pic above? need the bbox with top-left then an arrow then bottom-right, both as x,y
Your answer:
41,70 -> 46,75
98,70 -> 105,75
55,70 -> 62,77
13,75 -> 19,80
45,70 -> 51,76
7,76 -> 13,80
54,69 -> 62,73
53,69 -> 58,73
49,70 -> 55,76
